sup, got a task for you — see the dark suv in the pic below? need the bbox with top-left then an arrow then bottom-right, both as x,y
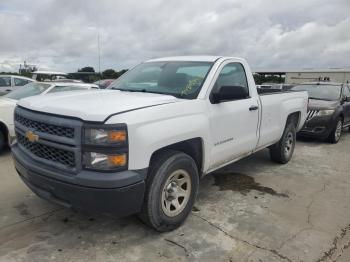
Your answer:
292,82 -> 350,143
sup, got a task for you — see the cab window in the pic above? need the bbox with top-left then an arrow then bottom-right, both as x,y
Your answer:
0,77 -> 11,87
212,63 -> 249,96
14,78 -> 30,86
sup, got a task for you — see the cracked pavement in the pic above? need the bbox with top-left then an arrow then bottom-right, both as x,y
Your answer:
0,133 -> 350,261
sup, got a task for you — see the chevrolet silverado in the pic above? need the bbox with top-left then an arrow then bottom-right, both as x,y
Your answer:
11,56 -> 308,231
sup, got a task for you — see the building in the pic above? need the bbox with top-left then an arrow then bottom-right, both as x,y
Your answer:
254,68 -> 350,84
18,61 -> 37,74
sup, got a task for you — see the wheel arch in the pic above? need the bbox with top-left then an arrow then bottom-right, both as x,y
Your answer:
0,121 -> 9,144
286,111 -> 301,129
338,112 -> 344,123
149,137 -> 204,176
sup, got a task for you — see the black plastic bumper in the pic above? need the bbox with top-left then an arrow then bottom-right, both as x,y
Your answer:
12,144 -> 146,217
298,115 -> 336,139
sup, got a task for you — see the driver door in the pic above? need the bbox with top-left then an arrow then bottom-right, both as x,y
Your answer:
207,62 -> 259,170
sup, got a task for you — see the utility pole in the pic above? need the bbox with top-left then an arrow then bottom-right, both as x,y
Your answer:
98,32 -> 101,79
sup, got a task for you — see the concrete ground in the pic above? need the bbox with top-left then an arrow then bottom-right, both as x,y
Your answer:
1,133 -> 350,262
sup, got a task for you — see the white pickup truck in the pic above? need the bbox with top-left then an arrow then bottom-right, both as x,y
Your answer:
12,56 -> 308,231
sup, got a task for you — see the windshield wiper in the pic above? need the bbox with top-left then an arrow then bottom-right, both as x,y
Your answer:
112,88 -> 177,98
112,88 -> 140,92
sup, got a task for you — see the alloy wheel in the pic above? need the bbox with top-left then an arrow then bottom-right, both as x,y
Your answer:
335,120 -> 342,142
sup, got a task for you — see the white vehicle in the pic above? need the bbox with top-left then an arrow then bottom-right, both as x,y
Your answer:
31,71 -> 68,81
0,75 -> 35,95
12,56 -> 308,231
0,82 -> 98,151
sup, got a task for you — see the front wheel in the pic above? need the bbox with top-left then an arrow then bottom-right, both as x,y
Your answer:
139,150 -> 199,232
270,123 -> 296,164
328,118 -> 342,144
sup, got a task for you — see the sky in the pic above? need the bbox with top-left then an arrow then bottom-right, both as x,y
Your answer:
0,0 -> 349,73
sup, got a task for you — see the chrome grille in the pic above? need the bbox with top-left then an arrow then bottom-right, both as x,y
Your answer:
15,113 -> 75,139
17,132 -> 75,167
306,110 -> 319,121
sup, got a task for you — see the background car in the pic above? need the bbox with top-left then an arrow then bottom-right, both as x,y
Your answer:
31,71 -> 68,81
0,75 -> 35,96
292,82 -> 350,143
94,79 -> 115,89
0,82 -> 99,152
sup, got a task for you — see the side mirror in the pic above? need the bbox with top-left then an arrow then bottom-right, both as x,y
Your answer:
211,85 -> 249,104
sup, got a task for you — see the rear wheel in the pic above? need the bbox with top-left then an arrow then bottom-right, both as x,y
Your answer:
139,150 -> 199,232
328,118 -> 342,144
270,123 -> 296,164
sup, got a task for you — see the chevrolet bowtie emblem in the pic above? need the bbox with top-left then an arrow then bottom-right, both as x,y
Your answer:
25,130 -> 39,143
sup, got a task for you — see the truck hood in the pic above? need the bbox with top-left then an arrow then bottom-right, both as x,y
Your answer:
18,90 -> 179,122
308,99 -> 339,110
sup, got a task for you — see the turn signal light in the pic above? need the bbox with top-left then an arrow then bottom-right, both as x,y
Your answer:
108,154 -> 127,167
108,130 -> 127,143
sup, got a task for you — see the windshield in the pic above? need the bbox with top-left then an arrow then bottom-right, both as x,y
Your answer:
291,84 -> 342,101
4,82 -> 51,100
108,61 -> 213,99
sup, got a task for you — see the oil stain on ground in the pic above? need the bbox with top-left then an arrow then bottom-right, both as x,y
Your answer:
213,173 -> 288,198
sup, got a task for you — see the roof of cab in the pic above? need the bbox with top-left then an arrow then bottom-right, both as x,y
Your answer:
147,56 -> 222,62
0,75 -> 34,80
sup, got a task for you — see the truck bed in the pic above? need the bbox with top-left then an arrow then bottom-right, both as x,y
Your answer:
256,89 -> 308,149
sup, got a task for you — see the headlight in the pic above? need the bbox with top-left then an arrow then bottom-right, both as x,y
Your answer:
83,152 -> 127,170
82,124 -> 128,171
317,109 -> 335,116
84,126 -> 127,146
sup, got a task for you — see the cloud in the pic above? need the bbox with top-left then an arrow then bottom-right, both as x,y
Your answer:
0,0 -> 349,72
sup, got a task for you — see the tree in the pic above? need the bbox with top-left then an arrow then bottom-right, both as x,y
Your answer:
101,69 -> 128,79
253,74 -> 284,85
102,69 -> 118,79
78,66 -> 95,73
117,69 -> 128,77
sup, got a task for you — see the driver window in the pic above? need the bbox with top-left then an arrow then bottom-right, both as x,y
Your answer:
213,63 -> 249,95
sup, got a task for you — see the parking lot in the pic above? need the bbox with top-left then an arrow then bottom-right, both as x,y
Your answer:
0,133 -> 349,262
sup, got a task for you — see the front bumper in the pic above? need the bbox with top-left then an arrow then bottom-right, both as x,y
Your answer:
12,144 -> 146,217
298,115 -> 336,139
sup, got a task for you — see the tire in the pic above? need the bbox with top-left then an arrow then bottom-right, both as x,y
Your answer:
328,118 -> 342,144
270,123 -> 296,164
138,150 -> 199,232
0,131 -> 6,154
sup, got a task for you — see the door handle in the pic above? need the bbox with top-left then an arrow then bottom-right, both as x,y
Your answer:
249,105 -> 259,111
